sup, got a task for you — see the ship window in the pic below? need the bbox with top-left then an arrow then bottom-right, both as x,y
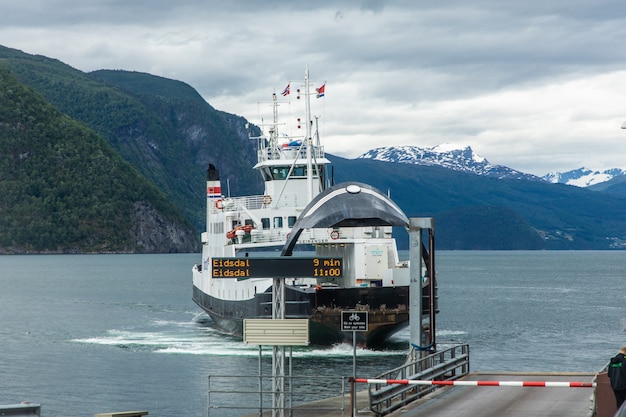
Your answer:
288,216 -> 297,227
292,165 -> 319,178
292,166 -> 306,177
270,165 -> 321,180
261,218 -> 270,229
271,167 -> 289,180
274,217 -> 283,228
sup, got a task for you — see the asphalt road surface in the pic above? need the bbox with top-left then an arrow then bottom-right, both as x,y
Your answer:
387,372 -> 597,417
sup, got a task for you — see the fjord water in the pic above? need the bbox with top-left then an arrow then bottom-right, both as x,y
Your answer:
0,251 -> 623,416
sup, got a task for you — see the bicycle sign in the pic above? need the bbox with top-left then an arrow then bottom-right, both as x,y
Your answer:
341,311 -> 368,332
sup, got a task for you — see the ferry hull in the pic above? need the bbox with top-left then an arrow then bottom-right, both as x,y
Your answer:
192,284 -> 409,347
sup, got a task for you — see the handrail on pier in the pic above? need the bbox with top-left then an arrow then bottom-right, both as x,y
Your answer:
363,342 -> 470,417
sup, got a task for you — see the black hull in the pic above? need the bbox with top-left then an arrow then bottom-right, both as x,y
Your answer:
193,284 -> 410,347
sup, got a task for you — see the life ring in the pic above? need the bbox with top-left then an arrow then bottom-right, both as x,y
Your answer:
261,195 -> 272,205
330,230 -> 340,240
226,224 -> 253,239
214,199 -> 223,210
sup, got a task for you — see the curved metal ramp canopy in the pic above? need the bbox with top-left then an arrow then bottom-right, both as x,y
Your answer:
281,182 -> 409,256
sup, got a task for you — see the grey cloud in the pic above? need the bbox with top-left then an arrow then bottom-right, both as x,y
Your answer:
3,0 -> 626,174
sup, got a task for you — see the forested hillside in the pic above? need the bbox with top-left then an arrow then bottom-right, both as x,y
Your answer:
0,45 -> 262,232
0,65 -> 198,253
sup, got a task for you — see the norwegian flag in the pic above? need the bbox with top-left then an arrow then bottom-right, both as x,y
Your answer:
316,83 -> 325,98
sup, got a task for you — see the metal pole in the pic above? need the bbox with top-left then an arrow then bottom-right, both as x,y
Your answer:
304,66 -> 313,201
259,345 -> 263,417
342,377 -> 346,417
289,346 -> 293,417
350,378 -> 355,417
353,331 -> 357,417
352,331 -> 357,379
428,228 -> 436,352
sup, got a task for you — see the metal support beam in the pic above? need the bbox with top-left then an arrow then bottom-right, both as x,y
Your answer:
272,277 -> 286,417
428,228 -> 436,352
408,218 -> 435,363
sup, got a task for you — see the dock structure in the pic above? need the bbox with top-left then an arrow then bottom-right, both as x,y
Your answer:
229,211 -> 608,417
252,371 -> 598,417
382,372 -> 597,417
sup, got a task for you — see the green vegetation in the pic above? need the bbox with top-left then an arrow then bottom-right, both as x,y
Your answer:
0,45 -> 260,233
0,65 -> 192,252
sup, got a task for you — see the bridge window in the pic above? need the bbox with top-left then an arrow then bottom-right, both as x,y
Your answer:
271,167 -> 289,180
274,217 -> 283,228
269,165 -> 321,180
261,218 -> 270,230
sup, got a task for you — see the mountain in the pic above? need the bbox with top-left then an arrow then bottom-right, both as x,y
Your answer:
360,145 -> 626,191
0,45 -> 262,234
0,65 -> 198,253
543,167 -> 626,187
4,44 -> 626,251
330,155 -> 626,250
587,175 -> 626,195
358,144 -> 542,181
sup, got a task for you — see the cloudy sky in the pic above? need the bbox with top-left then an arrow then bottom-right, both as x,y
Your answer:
2,0 -> 626,176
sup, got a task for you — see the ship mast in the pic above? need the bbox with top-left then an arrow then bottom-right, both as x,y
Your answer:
304,66 -> 314,201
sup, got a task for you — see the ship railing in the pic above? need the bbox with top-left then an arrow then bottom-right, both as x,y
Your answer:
237,228 -> 328,246
207,374 -> 349,416
257,144 -> 326,162
365,342 -> 470,417
221,194 -> 304,213
221,195 -> 269,212
237,226 -> 398,247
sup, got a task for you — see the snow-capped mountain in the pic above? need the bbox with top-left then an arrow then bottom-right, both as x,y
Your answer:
357,144 -> 542,181
542,168 -> 626,187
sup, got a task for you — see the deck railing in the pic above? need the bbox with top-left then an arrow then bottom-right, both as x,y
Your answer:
365,342 -> 470,416
207,374 -> 348,416
258,144 -> 326,163
205,344 -> 469,417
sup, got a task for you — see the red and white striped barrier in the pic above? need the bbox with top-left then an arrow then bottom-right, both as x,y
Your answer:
354,378 -> 596,388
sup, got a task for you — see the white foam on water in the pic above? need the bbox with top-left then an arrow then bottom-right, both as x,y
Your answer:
74,313 -> 466,357
73,317 -> 412,357
388,327 -> 468,343
295,343 -> 405,358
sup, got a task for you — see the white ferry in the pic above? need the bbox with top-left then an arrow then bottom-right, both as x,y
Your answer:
192,69 -> 415,346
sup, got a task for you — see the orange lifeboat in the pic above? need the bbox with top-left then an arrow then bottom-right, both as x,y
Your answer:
226,224 -> 253,239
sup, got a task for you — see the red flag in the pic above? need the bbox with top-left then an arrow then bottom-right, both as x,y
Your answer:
316,83 -> 325,98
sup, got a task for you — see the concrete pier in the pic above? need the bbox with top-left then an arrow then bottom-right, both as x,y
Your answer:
246,371 -> 600,417
385,372 -> 597,417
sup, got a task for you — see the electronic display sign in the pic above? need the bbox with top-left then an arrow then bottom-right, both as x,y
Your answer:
211,257 -> 343,280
